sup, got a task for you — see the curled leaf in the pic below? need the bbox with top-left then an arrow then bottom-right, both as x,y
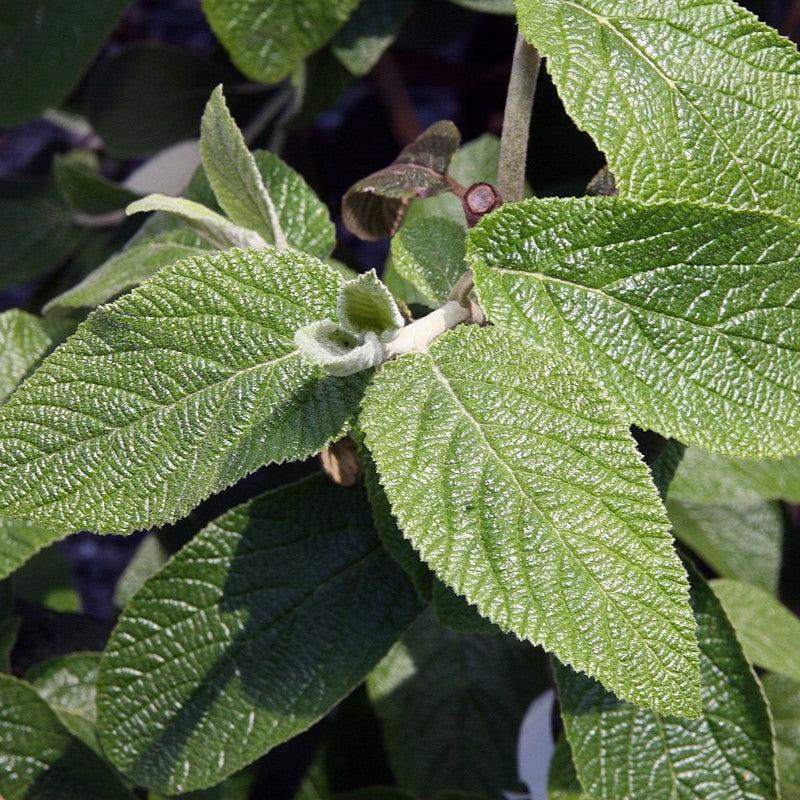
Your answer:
338,269 -> 403,340
295,319 -> 383,377
343,121 -> 461,240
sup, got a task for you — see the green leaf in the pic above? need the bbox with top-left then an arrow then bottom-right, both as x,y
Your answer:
446,0 -> 515,13
548,736 -> 586,800
0,674 -> 134,800
0,247 -> 367,534
114,535 -> 169,608
26,652 -> 102,752
711,578 -> 800,683
367,610 -> 547,795
87,44 -> 232,159
0,310 -> 57,404
432,581 -> 502,636
671,447 -> 800,505
332,0 -> 416,75
343,121 -> 461,240
54,152 -> 140,215
0,179 -> 87,289
762,673 -> 800,799
403,134 -> 500,230
338,270 -> 404,339
356,430 -> 433,600
516,0 -> 800,219
202,0 -> 360,83
555,560 -> 778,800
43,240 -> 207,318
470,197 -> 800,458
391,216 -> 466,308
251,151 -> 337,259
127,195 -> 267,250
200,87 -> 287,249
667,497 -> 782,593
0,0 -> 132,126
12,545 -> 81,613
361,324 -> 701,717
96,475 -> 421,793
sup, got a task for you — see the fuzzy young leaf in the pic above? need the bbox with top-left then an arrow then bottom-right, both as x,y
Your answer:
338,270 -> 404,339
127,195 -> 267,250
0,674 -> 134,800
711,579 -> 800,683
391,217 -> 467,308
672,447 -> 800,505
96,475 -> 421,793
295,319 -> 383,377
200,87 -> 287,249
447,0 -> 515,12
667,498 -> 782,593
332,0 -> 416,75
0,247 -> 367,534
361,325 -> 701,717
471,197 -> 800,458
343,121 -> 460,240
763,674 -> 800,799
202,0 -> 360,83
26,652 -> 102,752
516,0 -> 800,219
367,611 -> 548,795
555,561 -> 777,800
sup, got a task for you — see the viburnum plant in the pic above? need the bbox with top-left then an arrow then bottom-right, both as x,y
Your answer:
3,0 -> 800,798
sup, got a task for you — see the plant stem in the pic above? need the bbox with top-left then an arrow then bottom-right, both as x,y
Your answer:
498,32 -> 541,203
383,301 -> 472,358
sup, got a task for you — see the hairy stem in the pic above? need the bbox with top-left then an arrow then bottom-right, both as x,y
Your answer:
384,301 -> 472,358
498,32 -> 541,203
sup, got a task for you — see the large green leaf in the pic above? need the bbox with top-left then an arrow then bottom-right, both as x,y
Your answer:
471,197 -> 800,458
361,325 -> 701,717
96,475 -> 421,793
762,674 -> 800,799
390,216 -> 467,308
202,0 -> 360,83
0,180 -> 87,289
671,447 -> 800,505
555,561 -> 777,800
711,579 -> 800,683
332,0 -> 416,75
548,736 -> 586,800
0,0 -> 132,126
367,610 -> 546,795
0,247 -> 366,534
26,652 -> 102,752
0,312 -> 65,581
516,0 -> 800,219
0,674 -> 134,800
87,45 -> 231,159
667,497 -> 782,593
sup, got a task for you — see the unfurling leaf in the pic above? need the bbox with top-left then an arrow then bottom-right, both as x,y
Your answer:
295,319 -> 383,377
471,197 -> 800,458
338,270 -> 404,340
361,324 -> 701,717
127,195 -> 266,250
555,561 -> 777,800
96,475 -> 421,793
343,121 -> 461,240
0,247 -> 367,533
